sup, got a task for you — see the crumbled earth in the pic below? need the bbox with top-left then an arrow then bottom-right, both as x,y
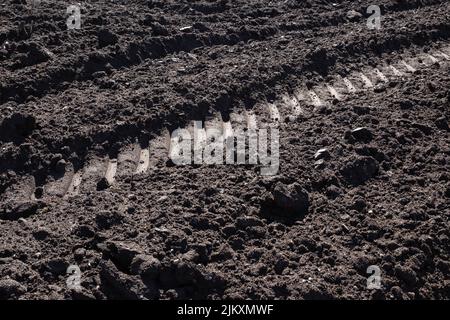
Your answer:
0,0 -> 449,300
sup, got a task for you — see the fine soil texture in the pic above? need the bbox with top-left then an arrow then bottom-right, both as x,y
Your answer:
0,0 -> 449,300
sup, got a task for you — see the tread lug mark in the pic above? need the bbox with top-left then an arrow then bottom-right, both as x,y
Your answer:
267,103 -> 281,123
150,130 -> 171,168
228,111 -> 247,162
281,94 -> 303,117
188,122 -> 206,164
0,176 -> 37,220
229,112 -> 246,132
44,163 -> 75,198
307,90 -> 324,108
326,81 -> 349,100
280,94 -> 303,120
426,54 -> 439,64
436,50 -> 450,60
389,65 -> 404,77
105,158 -> 118,186
3,175 -> 36,202
223,121 -> 233,141
205,114 -> 224,143
326,84 -> 342,100
117,145 -> 140,177
359,73 -> 374,88
342,77 -> 357,94
314,85 -> 334,103
252,103 -> 272,129
169,132 -> 182,162
205,114 -> 223,132
401,60 -> 417,73
80,158 -> 105,193
374,68 -> 389,83
135,147 -> 150,175
65,171 -> 82,198
293,89 -> 311,114
245,110 -> 257,130
293,89 -> 306,103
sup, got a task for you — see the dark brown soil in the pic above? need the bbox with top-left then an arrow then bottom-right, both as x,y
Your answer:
0,0 -> 449,300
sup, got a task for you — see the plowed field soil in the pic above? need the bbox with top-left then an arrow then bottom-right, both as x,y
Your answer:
0,0 -> 449,300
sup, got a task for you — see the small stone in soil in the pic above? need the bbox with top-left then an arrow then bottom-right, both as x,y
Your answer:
314,148 -> 331,160
351,127 -> 373,142
272,182 -> 310,215
340,156 -> 379,186
96,177 -> 111,191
